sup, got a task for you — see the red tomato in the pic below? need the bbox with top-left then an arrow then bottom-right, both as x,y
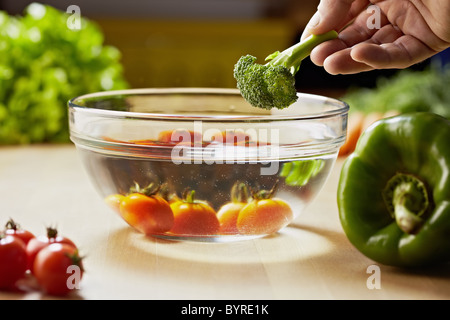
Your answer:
4,219 -> 35,245
0,235 -> 27,289
120,193 -> 174,235
33,243 -> 84,296
26,227 -> 76,273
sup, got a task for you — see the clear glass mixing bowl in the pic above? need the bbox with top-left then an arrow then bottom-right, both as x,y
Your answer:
69,88 -> 348,242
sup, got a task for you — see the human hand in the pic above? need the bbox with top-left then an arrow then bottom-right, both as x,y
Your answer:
301,0 -> 450,74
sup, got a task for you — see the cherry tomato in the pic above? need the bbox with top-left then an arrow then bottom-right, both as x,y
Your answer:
217,182 -> 250,234
128,139 -> 159,146
26,227 -> 76,273
158,129 -> 202,146
217,202 -> 247,234
33,243 -> 84,296
119,183 -> 174,235
237,198 -> 293,235
236,183 -> 294,235
0,235 -> 27,289
208,130 -> 250,146
4,218 -> 35,245
104,193 -> 125,214
169,190 -> 220,236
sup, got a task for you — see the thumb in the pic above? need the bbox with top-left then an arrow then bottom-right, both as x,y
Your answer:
300,11 -> 321,41
301,0 -> 358,40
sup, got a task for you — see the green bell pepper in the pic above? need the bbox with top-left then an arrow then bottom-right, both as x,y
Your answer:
338,112 -> 450,268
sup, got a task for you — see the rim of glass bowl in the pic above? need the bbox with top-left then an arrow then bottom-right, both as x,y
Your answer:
68,87 -> 349,121
69,88 -> 349,159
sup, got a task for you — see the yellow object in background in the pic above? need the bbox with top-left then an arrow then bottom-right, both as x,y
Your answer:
96,19 -> 296,89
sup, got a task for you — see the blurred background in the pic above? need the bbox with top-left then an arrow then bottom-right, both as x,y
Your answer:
0,0 -> 448,145
0,0 -> 415,93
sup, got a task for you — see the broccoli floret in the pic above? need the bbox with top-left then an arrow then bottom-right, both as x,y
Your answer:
234,31 -> 338,110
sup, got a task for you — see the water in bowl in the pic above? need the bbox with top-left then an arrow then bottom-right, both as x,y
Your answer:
77,144 -> 335,242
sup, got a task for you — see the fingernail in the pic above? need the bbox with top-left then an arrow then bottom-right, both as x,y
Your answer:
307,12 -> 321,30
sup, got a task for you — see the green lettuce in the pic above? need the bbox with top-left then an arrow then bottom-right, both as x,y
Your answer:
341,64 -> 450,119
0,3 -> 128,144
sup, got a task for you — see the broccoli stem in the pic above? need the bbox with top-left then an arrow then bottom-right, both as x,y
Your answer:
267,30 -> 338,73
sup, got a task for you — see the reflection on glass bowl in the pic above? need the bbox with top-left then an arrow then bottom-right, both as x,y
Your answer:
69,88 -> 348,242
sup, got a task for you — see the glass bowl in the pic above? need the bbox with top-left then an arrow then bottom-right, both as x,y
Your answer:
69,88 -> 348,242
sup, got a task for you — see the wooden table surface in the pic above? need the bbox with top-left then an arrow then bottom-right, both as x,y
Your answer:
1,144 -> 449,300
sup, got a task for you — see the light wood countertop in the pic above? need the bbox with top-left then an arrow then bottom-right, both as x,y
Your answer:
1,144 -> 449,300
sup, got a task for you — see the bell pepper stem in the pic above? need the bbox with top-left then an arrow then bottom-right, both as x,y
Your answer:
393,195 -> 425,234
383,173 -> 430,234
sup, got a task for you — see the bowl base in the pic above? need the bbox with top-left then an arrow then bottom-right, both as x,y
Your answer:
152,233 -> 266,243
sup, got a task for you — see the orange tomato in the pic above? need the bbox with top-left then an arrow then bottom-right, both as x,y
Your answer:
128,139 -> 159,146
119,184 -> 174,235
169,190 -> 219,236
104,194 -> 125,214
237,198 -> 293,235
157,129 -> 202,145
217,202 -> 247,234
217,182 -> 250,234
236,183 -> 293,235
211,130 -> 252,146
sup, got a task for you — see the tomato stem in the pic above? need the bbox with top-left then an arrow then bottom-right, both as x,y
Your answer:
47,227 -> 58,239
5,218 -> 19,231
185,189 -> 196,203
251,181 -> 279,200
231,182 -> 250,203
159,183 -> 177,202
129,181 -> 161,197
64,250 -> 85,272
